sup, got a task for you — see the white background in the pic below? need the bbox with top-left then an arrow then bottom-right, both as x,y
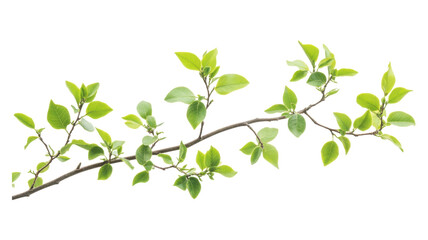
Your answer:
1,0 -> 427,239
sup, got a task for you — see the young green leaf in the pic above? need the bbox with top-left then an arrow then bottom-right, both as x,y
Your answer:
96,128 -> 112,146
387,111 -> 415,127
112,140 -> 125,150
137,101 -> 152,120
28,177 -> 43,188
24,136 -> 38,149
86,82 -> 100,102
205,146 -> 220,167
258,127 -> 278,143
371,112 -> 381,130
286,60 -> 309,71
251,146 -> 262,165
146,115 -> 157,128
196,151 -> 205,170
175,52 -> 201,71
298,41 -> 319,68
333,112 -> 352,131
318,57 -> 334,68
122,114 -> 143,129
58,156 -> 71,162
72,139 -> 97,150
187,177 -> 201,199
321,141 -> 339,166
142,136 -> 158,146
98,163 -> 113,180
356,93 -> 380,111
158,153 -> 173,165
132,171 -> 150,185
323,44 -> 336,75
144,161 -> 153,172
47,100 -> 71,129
120,157 -> 134,170
307,72 -> 327,87
381,63 -> 395,95
79,118 -> 95,132
288,114 -> 306,137
80,84 -> 88,99
179,141 -> 187,161
353,110 -> 372,131
326,88 -> 339,98
210,66 -> 220,78
215,74 -> 249,95
36,162 -> 49,173
65,81 -> 81,104
335,69 -> 358,77
264,104 -> 287,114
338,136 -> 351,154
214,165 -> 237,178
88,146 -> 104,160
379,134 -> 403,152
186,101 -> 206,129
12,172 -> 21,183
86,101 -> 113,119
202,48 -> 218,71
283,86 -> 297,110
262,144 -> 279,168
174,175 -> 188,191
240,142 -> 257,155
290,70 -> 308,82
388,87 -> 412,104
14,113 -> 36,129
164,87 -> 196,104
136,144 -> 152,165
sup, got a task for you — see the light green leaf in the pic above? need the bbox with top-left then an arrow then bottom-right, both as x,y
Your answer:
388,87 -> 412,104
164,87 -> 196,104
12,172 -> 21,182
174,175 -> 188,191
333,112 -> 352,131
86,101 -> 113,119
262,144 -> 279,168
14,113 -> 35,129
72,139 -> 97,150
318,57 -> 334,68
387,111 -> 415,127
58,156 -> 71,162
381,63 -> 395,95
24,136 -> 38,149
323,44 -> 336,75
202,48 -> 218,71
142,136 -> 158,146
187,177 -> 201,199
158,153 -> 173,165
258,127 -> 278,143
136,144 -> 152,165
123,114 -> 143,129
47,100 -> 71,129
307,72 -> 327,87
187,101 -> 206,129
214,165 -> 237,178
356,93 -> 380,111
371,112 -> 381,130
98,164 -> 113,180
80,84 -> 88,99
283,86 -> 297,110
338,136 -> 351,154
205,146 -> 220,167
37,162 -> 49,173
321,141 -> 339,166
196,151 -> 205,170
288,114 -> 306,137
112,140 -> 125,150
286,60 -> 309,71
265,104 -> 287,114
179,141 -> 187,161
125,121 -> 141,129
353,110 -> 372,131
326,88 -> 339,98
88,146 -> 104,160
96,128 -> 112,146
215,74 -> 249,95
146,115 -> 157,128
65,81 -> 81,104
28,177 -> 43,188
290,70 -> 308,82
240,142 -> 257,155
120,157 -> 134,170
175,52 -> 201,71
251,146 -> 262,165
210,66 -> 220,78
298,41 -> 319,68
132,171 -> 150,185
336,68 -> 358,77
137,101 -> 152,120
79,118 -> 95,132
86,82 -> 100,102
380,134 -> 403,152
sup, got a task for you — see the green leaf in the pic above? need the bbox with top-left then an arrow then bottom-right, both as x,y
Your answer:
142,136 -> 158,146
333,112 -> 352,131
202,48 -> 218,71
335,68 -> 358,77
288,114 -> 306,137
144,161 -> 153,171
290,70 -> 308,82
14,113 -> 35,129
65,81 -> 81,104
12,172 -> 21,182
80,84 -> 88,99
196,151 -> 205,170
58,156 -> 71,162
37,162 -> 49,173
122,114 -> 143,129
136,101 -> 152,120
86,101 -> 113,119
164,87 -> 196,104
24,136 -> 38,149
323,44 -> 336,75
215,74 -> 249,95
240,142 -> 257,155
174,175 -> 188,191
187,177 -> 201,199
326,88 -> 339,98
28,177 -> 43,188
307,72 -> 327,87
214,165 -> 237,178
380,134 -> 403,152
136,144 -> 152,165
72,139 -> 96,150
96,128 -> 112,146
387,111 -> 415,127
353,110 -> 372,131
251,146 -> 262,165
187,101 -> 206,129
356,93 -> 380,111
257,127 -> 278,143
388,87 -> 412,104
98,163 -> 113,180
88,146 -> 104,160
120,157 -> 134,170
146,115 -> 157,128
210,66 -> 220,78
132,171 -> 149,185
286,60 -> 309,71
298,41 -> 319,68
86,82 -> 100,102
282,86 -> 297,110
175,52 -> 201,71
321,141 -> 339,166
265,104 -> 287,114
381,63 -> 395,95
262,144 -> 279,168
371,112 -> 381,130
158,153 -> 173,165
179,141 -> 187,161
205,146 -> 220,167
112,140 -> 125,150
47,100 -> 71,129
79,118 -> 95,132
338,136 -> 351,154
318,57 -> 334,68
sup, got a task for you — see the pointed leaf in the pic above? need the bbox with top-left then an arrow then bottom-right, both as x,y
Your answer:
353,110 -> 372,131
175,52 -> 201,71
12,172 -> 21,182
265,104 -> 287,114
88,146 -> 104,160
24,136 -> 38,149
240,142 -> 257,155
179,141 -> 187,161
307,72 -> 327,87
262,144 -> 279,168
215,74 -> 249,95
132,171 -> 150,185
187,177 -> 201,199
338,136 -> 351,154
257,127 -> 278,143
136,144 -> 152,165
86,101 -> 113,119
286,60 -> 309,71
298,41 -> 319,68
290,70 -> 308,82
288,114 -> 306,137
14,113 -> 35,129
136,101 -> 152,120
381,63 -> 395,95
142,136 -> 158,145
202,48 -> 218,71
387,111 -> 415,127
380,134 -> 403,152
174,175 -> 188,191
86,82 -> 100,102
196,151 -> 205,170
28,177 -> 43,188
318,57 -> 334,68
283,86 -> 297,110
158,153 -> 173,165
65,81 -> 81,104
214,165 -> 237,178
120,157 -> 134,170
98,164 -> 113,180
333,112 -> 352,131
186,101 -> 206,129
321,141 -> 339,166
357,93 -> 380,111
96,128 -> 112,146
251,146 -> 262,165
336,68 -> 358,77
47,100 -> 71,129
205,146 -> 220,167
388,87 -> 412,104
164,87 -> 196,104
37,162 -> 49,173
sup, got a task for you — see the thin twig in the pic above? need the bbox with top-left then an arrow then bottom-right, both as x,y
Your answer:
245,123 -> 264,148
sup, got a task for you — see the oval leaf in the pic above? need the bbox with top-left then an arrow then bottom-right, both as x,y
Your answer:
388,87 -> 411,104
28,177 -> 43,188
307,72 -> 327,87
14,113 -> 35,129
98,164 -> 113,180
240,142 -> 257,155
265,104 -> 287,114
381,63 -> 395,95
196,151 -> 205,170
286,60 -> 309,71
65,81 -> 81,104
353,110 -> 372,131
205,146 -> 221,168
262,144 -> 279,168
174,175 -> 188,191
175,52 -> 201,71
136,144 -> 152,165
258,127 -> 278,143
186,101 -> 206,129
387,111 -> 415,127
338,136 -> 351,154
290,70 -> 308,82
298,41 -> 319,68
187,177 -> 201,199
215,74 -> 249,95
86,101 -> 113,119
251,146 -> 262,165
283,86 -> 297,110
214,165 -> 237,178
132,171 -> 150,185
333,112 -> 352,132
321,141 -> 339,166
47,100 -> 71,129
336,68 -> 358,77
164,87 -> 196,104
136,101 -> 152,120
356,93 -> 380,111
288,114 -> 306,137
